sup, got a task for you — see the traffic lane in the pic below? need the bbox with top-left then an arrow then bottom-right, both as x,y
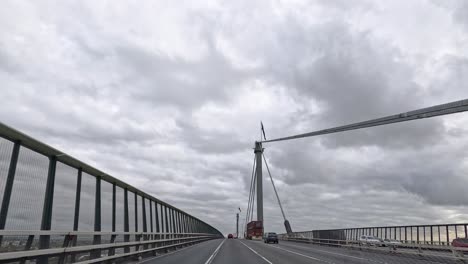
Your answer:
214,238 -> 322,264
140,238 -> 224,264
212,238 -> 273,264
275,240 -> 460,264
241,239 -> 335,264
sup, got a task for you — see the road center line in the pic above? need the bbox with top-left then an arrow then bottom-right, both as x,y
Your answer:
204,239 -> 225,264
269,245 -> 335,264
239,240 -> 274,264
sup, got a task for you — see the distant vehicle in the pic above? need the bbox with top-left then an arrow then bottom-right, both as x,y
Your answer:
246,221 -> 263,240
359,235 -> 383,246
228,234 -> 233,239
264,232 -> 278,244
383,238 -> 402,247
452,238 -> 468,248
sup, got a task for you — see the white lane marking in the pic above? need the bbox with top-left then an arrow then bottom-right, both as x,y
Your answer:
204,239 -> 226,264
138,239 -> 214,263
269,245 -> 334,264
279,242 -> 387,264
239,240 -> 274,264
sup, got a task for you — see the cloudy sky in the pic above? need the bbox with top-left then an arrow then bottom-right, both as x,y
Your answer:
1,0 -> 468,235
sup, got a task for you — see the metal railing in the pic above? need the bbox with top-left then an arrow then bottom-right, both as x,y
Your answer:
0,121 -> 223,263
0,230 -> 218,263
279,236 -> 468,261
284,223 -> 468,246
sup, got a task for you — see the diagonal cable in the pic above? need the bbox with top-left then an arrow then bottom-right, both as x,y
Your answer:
262,153 -> 287,221
262,98 -> 468,143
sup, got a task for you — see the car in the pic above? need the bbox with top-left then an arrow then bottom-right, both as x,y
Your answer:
383,238 -> 402,248
452,238 -> 468,248
359,235 -> 383,246
228,234 -> 233,239
264,232 -> 279,244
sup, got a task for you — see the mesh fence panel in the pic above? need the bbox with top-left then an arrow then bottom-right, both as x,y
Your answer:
101,180 -> 112,231
0,138 -> 13,205
145,199 -> 151,232
78,173 -> 95,231
137,194 -> 143,232
128,192 -> 135,232
115,186 -> 124,232
5,146 -> 48,230
283,226 -> 468,264
51,162 -> 77,230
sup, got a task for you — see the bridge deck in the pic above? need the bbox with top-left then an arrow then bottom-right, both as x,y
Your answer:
139,239 -> 460,264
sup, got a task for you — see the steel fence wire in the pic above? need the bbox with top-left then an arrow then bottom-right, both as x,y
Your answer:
51,162 -> 77,231
115,185 -> 125,232
78,172 -> 95,231
0,125 -> 223,263
127,192 -> 135,233
280,227 -> 468,264
0,139 -> 13,206
5,146 -> 48,230
100,180 -> 113,232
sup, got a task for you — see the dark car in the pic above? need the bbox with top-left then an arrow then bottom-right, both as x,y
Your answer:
228,234 -> 233,239
452,238 -> 468,248
264,232 -> 278,244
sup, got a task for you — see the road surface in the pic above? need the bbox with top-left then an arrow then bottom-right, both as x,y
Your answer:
139,239 -> 459,264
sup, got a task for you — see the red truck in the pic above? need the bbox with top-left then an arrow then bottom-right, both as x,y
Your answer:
246,221 -> 263,240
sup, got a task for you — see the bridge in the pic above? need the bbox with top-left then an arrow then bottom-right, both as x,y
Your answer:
1,98 -> 468,263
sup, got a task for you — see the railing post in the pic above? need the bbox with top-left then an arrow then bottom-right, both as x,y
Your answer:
70,168 -> 82,263
142,196 -> 148,250
124,188 -> 130,253
438,226 -> 441,245
416,227 -> 419,244
38,156 -> 57,264
164,206 -> 169,238
0,141 -> 20,245
154,202 -> 159,255
112,183 -> 116,232
149,200 -> 153,243
405,227 -> 407,242
155,202 -> 160,234
177,211 -> 182,234
108,183 -> 117,257
134,193 -> 139,232
91,176 -> 101,259
423,226 -> 426,244
181,213 -> 185,235
446,225 -> 450,245
134,192 -> 139,252
175,211 -> 179,235
171,209 -> 176,238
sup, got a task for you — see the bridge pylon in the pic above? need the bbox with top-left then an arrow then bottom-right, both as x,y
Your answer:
254,141 -> 263,223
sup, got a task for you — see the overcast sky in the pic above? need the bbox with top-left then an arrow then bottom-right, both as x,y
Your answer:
1,0 -> 468,235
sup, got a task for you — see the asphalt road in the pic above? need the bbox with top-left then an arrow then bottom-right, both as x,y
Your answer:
140,239 -> 460,264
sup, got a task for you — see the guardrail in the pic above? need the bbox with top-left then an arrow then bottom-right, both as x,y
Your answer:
0,230 -> 218,263
285,224 -> 468,246
280,236 -> 468,261
0,121 -> 223,263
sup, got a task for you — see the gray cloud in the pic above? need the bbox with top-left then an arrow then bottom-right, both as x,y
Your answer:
0,0 -> 468,236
